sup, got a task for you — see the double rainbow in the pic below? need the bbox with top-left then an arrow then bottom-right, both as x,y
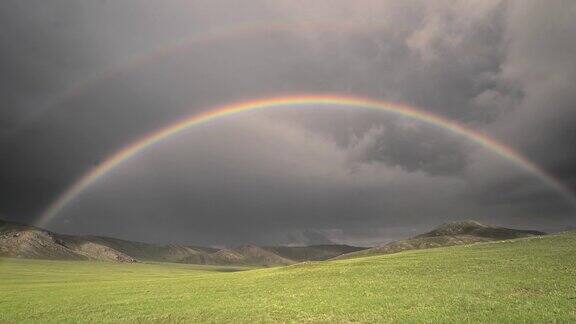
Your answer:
37,94 -> 576,226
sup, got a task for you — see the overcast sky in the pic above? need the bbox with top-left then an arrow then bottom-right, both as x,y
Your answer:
1,0 -> 575,246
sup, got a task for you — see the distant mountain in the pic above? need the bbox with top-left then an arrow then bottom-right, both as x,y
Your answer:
264,244 -> 366,262
74,235 -> 218,263
333,220 -> 546,260
415,220 -> 545,239
0,219 -> 366,266
182,245 -> 294,266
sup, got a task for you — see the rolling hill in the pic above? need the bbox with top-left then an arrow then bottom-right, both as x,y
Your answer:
0,219 -> 365,266
0,219 -> 136,262
333,220 -> 546,260
70,235 -> 217,263
1,219 -> 547,265
1,230 -> 574,322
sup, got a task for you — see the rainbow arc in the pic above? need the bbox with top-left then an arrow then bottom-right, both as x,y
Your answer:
37,94 -> 576,226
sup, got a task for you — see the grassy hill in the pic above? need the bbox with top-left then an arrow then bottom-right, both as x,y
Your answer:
334,220 -> 546,260
1,231 -> 575,322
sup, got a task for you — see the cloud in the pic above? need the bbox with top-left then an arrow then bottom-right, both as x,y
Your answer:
1,0 -> 575,245
347,121 -> 470,176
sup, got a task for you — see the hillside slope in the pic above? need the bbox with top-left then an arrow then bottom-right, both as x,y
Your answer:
0,220 -> 85,260
0,220 -> 135,262
334,220 -> 546,260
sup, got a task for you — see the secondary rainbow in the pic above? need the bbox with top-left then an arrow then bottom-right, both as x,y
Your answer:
3,20 -> 380,138
37,94 -> 576,226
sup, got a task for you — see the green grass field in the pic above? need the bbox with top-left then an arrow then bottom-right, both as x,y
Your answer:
1,232 -> 576,323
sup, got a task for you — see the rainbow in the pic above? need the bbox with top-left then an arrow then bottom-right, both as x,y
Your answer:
36,94 -> 576,226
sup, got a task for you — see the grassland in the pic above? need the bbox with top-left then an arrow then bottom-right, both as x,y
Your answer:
1,232 -> 576,323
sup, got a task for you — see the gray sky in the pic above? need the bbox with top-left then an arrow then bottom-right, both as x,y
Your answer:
1,0 -> 575,246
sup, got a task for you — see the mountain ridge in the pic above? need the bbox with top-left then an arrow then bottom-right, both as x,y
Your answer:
0,219 -> 365,266
1,218 -> 546,265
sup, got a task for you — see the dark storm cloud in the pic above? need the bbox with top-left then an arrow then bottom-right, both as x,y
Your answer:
1,0 -> 575,245
347,122 -> 470,176
460,0 -> 576,207
496,0 -> 576,179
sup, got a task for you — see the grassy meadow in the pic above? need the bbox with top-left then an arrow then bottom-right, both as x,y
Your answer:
1,232 -> 576,322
